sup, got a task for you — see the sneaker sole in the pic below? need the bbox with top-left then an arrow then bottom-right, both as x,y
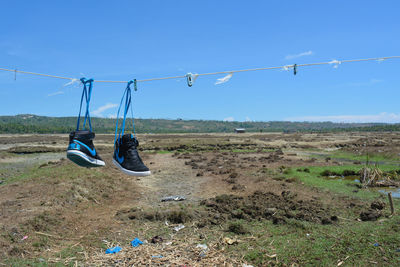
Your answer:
112,158 -> 151,176
67,150 -> 105,168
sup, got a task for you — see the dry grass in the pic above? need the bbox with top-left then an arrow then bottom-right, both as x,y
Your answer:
359,165 -> 400,187
88,236 -> 242,266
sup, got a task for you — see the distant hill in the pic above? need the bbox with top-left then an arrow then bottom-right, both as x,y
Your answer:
0,114 -> 399,134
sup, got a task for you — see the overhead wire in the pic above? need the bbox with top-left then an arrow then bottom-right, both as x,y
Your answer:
0,56 -> 399,84
0,67 -> 72,80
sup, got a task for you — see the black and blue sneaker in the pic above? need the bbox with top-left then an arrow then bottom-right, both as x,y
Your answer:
113,134 -> 150,176
67,130 -> 105,167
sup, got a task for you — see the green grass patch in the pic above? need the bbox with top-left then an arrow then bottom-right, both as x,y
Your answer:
231,149 -> 257,153
330,150 -> 400,163
3,160 -> 109,186
0,151 -> 19,158
32,236 -> 49,249
288,165 -> 400,199
3,244 -> 85,266
59,245 -> 84,259
224,216 -> 400,266
2,258 -> 66,267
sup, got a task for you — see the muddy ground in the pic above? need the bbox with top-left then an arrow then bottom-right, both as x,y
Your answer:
0,132 -> 399,266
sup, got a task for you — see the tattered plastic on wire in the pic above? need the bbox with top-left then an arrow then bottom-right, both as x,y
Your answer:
329,59 -> 341,69
281,64 -> 297,75
64,78 -> 80,87
215,73 -> 233,85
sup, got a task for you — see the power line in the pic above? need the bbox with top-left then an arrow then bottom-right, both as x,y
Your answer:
0,67 -> 72,80
1,56 -> 399,84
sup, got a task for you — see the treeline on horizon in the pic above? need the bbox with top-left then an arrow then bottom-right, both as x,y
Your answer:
0,114 -> 399,134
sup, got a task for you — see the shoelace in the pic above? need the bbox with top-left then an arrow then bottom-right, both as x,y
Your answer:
76,78 -> 94,132
127,146 -> 144,164
114,81 -> 136,149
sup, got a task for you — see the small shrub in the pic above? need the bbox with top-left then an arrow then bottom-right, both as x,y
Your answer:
342,169 -> 357,176
244,250 -> 264,265
167,210 -> 192,223
278,166 -> 286,173
359,165 -> 383,187
283,168 -> 292,175
215,194 -> 231,203
228,221 -> 248,235
272,176 -> 285,181
32,237 -> 49,249
320,170 -> 340,177
27,212 -> 60,232
285,177 -> 298,183
229,172 -> 238,178
296,168 -> 310,173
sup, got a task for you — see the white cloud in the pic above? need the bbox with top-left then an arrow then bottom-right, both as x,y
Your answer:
108,114 -> 117,119
215,73 -> 233,85
223,116 -> 235,122
0,42 -> 26,58
285,112 -> 400,123
92,103 -> 118,117
245,116 -> 252,122
47,91 -> 64,97
285,50 -> 313,60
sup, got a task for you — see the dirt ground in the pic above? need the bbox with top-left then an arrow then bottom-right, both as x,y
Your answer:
0,132 -> 399,266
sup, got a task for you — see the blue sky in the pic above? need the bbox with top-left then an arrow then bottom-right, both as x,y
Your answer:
0,0 -> 400,122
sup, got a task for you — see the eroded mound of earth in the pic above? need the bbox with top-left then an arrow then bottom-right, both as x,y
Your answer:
199,190 -> 337,226
116,190 -> 338,227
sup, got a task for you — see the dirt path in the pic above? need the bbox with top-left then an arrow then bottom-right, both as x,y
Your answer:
134,153 -> 205,205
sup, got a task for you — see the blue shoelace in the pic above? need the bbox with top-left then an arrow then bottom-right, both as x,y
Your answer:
76,78 -> 94,132
114,81 -> 136,148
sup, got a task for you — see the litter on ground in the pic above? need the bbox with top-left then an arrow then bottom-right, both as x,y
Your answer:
174,224 -> 185,232
223,237 -> 238,245
151,235 -> 164,243
131,238 -> 143,247
105,246 -> 122,254
196,244 -> 208,250
152,255 -> 163,258
161,195 -> 186,202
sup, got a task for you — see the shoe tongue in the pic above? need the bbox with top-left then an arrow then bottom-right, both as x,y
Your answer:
73,130 -> 95,140
121,134 -> 139,146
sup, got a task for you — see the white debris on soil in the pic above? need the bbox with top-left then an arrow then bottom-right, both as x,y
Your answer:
173,224 -> 185,232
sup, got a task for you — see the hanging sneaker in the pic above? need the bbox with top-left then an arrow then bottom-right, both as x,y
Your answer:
66,130 -> 105,167
113,134 -> 151,176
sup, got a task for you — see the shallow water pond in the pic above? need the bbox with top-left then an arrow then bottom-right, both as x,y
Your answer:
323,175 -> 400,198
378,187 -> 400,198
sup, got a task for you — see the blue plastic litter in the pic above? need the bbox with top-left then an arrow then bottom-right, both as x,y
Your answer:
131,238 -> 143,247
373,243 -> 379,247
105,246 -> 122,254
396,248 -> 400,252
152,255 -> 163,258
